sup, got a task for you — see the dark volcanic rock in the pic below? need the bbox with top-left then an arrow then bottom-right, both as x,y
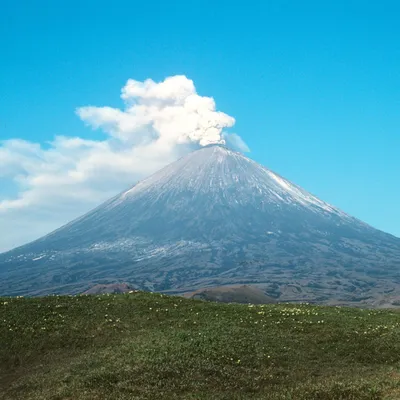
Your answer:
185,285 -> 276,305
1,145 -> 400,305
82,283 -> 137,295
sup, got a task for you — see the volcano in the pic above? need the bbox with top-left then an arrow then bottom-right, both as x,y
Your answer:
1,145 -> 400,305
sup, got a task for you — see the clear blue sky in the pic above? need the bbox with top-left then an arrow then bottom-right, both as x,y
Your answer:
1,0 -> 399,239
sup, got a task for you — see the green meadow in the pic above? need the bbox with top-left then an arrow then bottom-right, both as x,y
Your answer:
1,292 -> 400,399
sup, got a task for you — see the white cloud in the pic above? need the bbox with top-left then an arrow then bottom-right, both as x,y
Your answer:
0,75 -> 248,253
77,75 -> 235,146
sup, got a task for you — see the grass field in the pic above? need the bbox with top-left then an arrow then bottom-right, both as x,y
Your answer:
1,292 -> 400,399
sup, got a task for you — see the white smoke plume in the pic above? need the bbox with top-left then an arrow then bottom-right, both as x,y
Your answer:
0,75 -> 248,252
77,75 -> 235,147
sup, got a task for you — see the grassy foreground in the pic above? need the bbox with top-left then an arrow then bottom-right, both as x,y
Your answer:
1,292 -> 400,399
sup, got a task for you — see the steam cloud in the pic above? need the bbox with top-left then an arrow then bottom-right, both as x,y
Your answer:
77,75 -> 236,147
0,75 -> 249,252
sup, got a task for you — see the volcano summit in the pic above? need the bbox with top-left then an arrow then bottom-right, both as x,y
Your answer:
1,145 -> 400,305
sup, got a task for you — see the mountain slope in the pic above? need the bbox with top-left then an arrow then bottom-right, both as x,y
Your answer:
185,285 -> 277,304
1,145 -> 400,304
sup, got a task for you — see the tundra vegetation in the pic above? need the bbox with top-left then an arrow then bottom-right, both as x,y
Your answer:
1,292 -> 400,399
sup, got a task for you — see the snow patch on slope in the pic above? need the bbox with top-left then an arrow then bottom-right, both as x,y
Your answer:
112,145 -> 354,223
265,170 -> 346,216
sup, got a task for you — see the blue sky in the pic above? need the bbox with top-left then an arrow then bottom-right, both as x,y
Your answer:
1,0 -> 399,251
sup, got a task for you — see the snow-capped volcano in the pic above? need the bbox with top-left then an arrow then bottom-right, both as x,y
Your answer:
1,145 -> 400,305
